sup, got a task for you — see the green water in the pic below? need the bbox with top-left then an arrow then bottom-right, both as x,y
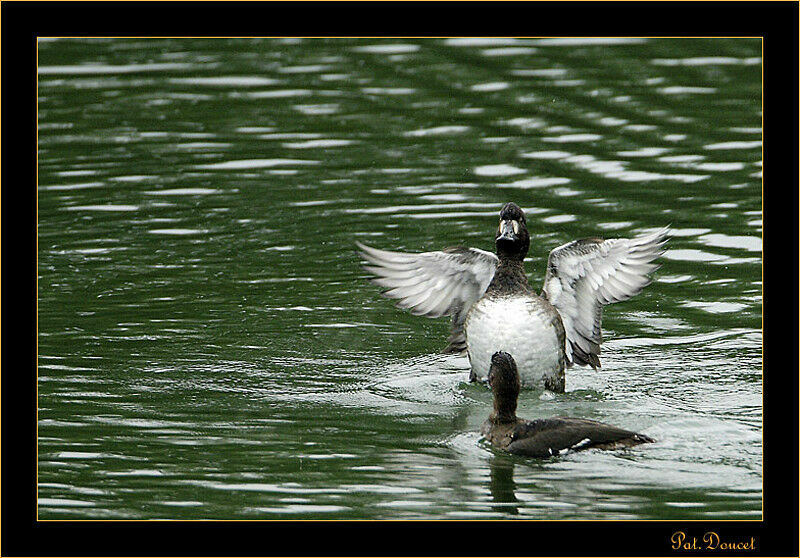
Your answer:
37,38 -> 762,520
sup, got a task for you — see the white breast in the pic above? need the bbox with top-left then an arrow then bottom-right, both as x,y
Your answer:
465,295 -> 564,388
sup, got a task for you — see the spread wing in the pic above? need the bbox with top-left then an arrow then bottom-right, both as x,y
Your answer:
541,227 -> 669,368
356,241 -> 498,353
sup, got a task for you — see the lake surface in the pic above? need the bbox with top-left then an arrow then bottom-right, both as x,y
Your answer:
37,37 -> 762,520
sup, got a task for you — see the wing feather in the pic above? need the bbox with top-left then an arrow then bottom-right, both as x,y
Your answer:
357,241 -> 498,353
541,226 -> 669,368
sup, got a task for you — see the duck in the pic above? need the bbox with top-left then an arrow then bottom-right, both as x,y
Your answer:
357,202 -> 668,391
481,351 -> 654,457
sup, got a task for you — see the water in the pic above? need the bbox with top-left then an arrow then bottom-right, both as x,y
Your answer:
37,38 -> 762,520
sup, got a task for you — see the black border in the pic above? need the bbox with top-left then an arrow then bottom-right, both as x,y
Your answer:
5,1 -> 797,556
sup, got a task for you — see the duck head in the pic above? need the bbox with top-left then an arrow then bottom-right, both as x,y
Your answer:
488,351 -> 520,422
495,202 -> 530,261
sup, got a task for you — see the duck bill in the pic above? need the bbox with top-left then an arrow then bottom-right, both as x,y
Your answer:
497,220 -> 518,242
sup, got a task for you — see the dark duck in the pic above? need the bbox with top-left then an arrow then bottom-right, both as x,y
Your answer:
481,352 -> 654,457
357,202 -> 668,391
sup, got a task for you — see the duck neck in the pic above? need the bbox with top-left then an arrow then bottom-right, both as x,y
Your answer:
490,404 -> 517,424
487,257 -> 530,295
490,391 -> 518,424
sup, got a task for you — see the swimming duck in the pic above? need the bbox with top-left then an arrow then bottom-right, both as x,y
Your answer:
357,202 -> 668,391
481,351 -> 654,457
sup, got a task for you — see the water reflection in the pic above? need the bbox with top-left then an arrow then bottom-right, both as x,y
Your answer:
488,456 -> 521,515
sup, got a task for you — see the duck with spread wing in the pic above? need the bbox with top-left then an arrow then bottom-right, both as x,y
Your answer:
357,202 -> 668,392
